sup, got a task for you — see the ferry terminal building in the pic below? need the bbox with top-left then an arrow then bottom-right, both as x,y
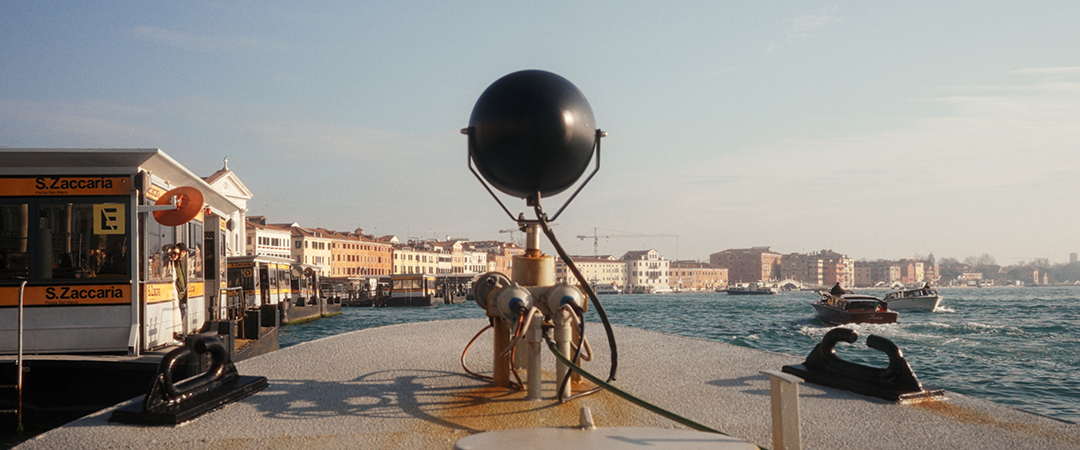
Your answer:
0,149 -> 245,355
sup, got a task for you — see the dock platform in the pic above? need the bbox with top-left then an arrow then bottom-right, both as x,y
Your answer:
17,319 -> 1080,449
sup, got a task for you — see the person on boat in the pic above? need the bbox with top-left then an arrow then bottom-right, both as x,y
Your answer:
169,243 -> 189,340
830,282 -> 845,297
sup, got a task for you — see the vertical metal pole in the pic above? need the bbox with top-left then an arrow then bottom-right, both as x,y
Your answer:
507,223 -> 553,396
17,279 -> 25,431
491,319 -> 511,387
554,309 -> 573,399
525,310 -> 542,399
525,224 -> 541,256
761,370 -> 803,450
129,184 -> 142,356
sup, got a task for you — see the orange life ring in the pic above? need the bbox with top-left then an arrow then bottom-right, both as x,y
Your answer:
153,186 -> 204,226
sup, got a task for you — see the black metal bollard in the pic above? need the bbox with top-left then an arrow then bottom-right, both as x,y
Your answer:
782,328 -> 944,403
110,336 -> 268,425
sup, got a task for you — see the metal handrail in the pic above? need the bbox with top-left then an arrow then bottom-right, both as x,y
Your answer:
222,287 -> 244,320
1,280 -> 26,431
16,279 -> 23,430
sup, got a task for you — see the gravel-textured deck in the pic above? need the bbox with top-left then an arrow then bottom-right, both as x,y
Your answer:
17,318 -> 1080,449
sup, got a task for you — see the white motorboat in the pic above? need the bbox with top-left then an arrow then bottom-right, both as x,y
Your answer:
592,283 -> 622,295
882,286 -> 943,311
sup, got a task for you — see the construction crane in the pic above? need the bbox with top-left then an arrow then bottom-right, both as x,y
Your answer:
576,227 -> 679,259
498,228 -> 519,246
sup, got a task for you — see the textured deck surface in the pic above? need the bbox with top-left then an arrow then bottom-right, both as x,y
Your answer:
18,318 -> 1080,449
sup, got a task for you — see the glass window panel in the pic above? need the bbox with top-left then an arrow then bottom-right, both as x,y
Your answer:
145,217 -> 175,281
0,204 -> 29,280
39,203 -> 129,280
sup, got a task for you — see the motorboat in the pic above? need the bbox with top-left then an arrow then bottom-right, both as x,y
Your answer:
812,292 -> 898,325
882,286 -> 943,311
592,283 -> 622,295
725,283 -> 779,295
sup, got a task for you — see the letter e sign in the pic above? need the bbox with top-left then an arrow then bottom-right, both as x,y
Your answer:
94,203 -> 126,234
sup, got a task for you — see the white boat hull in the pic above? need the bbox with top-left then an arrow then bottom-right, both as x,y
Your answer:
884,295 -> 942,311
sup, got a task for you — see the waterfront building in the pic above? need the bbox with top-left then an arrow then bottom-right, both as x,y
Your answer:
854,264 -> 872,287
852,260 -> 901,287
669,261 -> 727,292
420,240 -> 466,274
471,240 -> 523,277
780,253 -> 825,286
924,253 -> 939,282
898,260 -> 926,284
202,158 -> 252,257
411,239 -> 460,275
876,263 -> 902,286
710,247 -> 782,283
311,227 -> 392,277
622,249 -> 670,293
245,216 -> 292,260
328,230 -> 364,277
1072,253 -> 1078,264
461,243 -> 488,275
819,250 -> 855,288
291,226 -> 333,276
960,271 -> 983,287
349,230 -> 391,276
319,229 -> 393,275
1021,267 -> 1041,286
555,255 -> 628,290
392,244 -> 440,275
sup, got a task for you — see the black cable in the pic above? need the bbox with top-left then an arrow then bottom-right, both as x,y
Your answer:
557,302 -> 604,402
534,204 -> 618,390
542,333 -> 744,439
537,219 -> 616,402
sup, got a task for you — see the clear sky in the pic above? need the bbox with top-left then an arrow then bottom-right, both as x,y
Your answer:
3,1 -> 1079,264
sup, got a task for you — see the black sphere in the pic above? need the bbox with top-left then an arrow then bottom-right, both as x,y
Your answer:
469,70 -> 596,199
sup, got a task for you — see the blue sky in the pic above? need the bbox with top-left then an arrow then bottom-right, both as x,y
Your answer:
3,1 -> 1079,264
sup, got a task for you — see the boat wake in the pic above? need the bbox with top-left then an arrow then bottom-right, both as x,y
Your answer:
796,321 -> 898,339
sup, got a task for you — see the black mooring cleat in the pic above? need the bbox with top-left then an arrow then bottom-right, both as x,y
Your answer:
782,328 -> 945,403
110,336 -> 267,425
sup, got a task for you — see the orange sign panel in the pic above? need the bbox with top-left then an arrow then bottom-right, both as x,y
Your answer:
0,177 -> 130,197
146,184 -> 167,202
0,284 -> 131,307
146,282 -> 205,302
145,283 -> 176,304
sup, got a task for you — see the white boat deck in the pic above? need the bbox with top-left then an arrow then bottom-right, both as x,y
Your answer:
17,319 -> 1080,449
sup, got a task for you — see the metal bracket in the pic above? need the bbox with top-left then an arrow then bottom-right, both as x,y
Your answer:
137,195 -> 179,213
464,127 -> 604,223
